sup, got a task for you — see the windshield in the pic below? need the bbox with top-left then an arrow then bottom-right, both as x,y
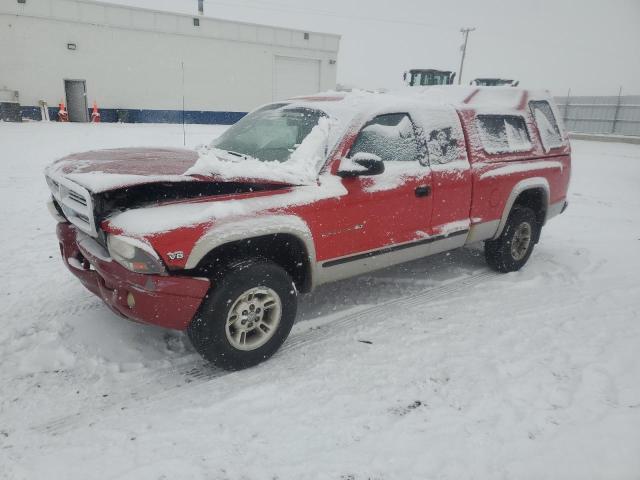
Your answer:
211,104 -> 326,162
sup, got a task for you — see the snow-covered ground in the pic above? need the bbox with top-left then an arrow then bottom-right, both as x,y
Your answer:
1,122 -> 639,479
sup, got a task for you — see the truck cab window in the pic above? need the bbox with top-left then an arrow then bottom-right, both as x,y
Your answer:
350,113 -> 420,162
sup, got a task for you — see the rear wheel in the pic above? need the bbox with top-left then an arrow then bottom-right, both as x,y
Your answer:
485,207 -> 539,273
188,259 -> 297,370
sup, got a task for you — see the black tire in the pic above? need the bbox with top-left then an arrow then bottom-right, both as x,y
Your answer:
187,258 -> 297,370
484,207 -> 539,273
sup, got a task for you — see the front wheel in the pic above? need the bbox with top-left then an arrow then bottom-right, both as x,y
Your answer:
484,207 -> 539,273
187,259 -> 297,370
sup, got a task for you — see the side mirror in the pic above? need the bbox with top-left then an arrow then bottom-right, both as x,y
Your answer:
337,152 -> 385,178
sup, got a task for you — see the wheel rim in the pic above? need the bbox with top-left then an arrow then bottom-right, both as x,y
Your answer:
225,287 -> 282,351
510,222 -> 532,261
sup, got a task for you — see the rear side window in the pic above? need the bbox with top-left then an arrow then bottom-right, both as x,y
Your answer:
530,100 -> 563,151
426,127 -> 459,164
476,115 -> 532,154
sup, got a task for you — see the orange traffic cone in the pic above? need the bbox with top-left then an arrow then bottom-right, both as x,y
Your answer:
91,101 -> 101,123
58,102 -> 69,122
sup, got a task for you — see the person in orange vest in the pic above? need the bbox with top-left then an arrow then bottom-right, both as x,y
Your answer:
91,101 -> 101,123
58,102 -> 69,122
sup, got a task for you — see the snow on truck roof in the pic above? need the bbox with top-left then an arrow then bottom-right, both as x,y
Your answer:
288,86 -> 553,116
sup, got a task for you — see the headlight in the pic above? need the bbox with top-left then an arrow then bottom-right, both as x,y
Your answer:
107,235 -> 166,274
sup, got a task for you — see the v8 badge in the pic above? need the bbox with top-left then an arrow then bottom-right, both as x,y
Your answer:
167,251 -> 184,260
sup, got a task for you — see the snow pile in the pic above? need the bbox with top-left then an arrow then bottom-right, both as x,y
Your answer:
185,116 -> 333,184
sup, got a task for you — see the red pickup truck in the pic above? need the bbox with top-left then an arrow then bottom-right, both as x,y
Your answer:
45,87 -> 570,369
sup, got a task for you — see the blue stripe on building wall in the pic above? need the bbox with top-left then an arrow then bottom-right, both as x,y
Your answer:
20,106 -> 246,124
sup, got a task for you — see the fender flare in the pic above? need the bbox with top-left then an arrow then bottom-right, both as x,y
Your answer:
185,214 -> 318,286
494,177 -> 550,239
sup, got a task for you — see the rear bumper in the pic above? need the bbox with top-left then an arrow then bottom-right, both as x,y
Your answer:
57,223 -> 210,330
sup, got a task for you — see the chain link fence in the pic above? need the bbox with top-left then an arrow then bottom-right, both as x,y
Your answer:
554,93 -> 640,136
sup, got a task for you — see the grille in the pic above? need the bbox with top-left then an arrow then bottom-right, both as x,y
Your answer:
75,212 -> 91,224
67,189 -> 87,206
47,175 -> 99,237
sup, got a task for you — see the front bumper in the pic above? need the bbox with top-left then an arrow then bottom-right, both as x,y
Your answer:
57,223 -> 210,330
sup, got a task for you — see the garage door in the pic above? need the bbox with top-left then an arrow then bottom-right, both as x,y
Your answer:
273,56 -> 321,101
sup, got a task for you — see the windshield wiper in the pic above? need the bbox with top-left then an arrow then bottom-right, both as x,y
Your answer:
209,147 -> 251,161
224,150 -> 246,158
210,147 -> 264,164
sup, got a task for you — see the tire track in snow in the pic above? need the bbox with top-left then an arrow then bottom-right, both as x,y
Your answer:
34,253 -> 558,435
9,297 -> 102,324
286,270 -> 498,350
32,267 -> 499,436
38,300 -> 103,321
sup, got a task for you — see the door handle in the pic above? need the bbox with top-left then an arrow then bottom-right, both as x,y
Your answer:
415,185 -> 431,197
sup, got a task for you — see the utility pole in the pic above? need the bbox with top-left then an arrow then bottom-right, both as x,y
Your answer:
612,86 -> 623,134
458,27 -> 476,85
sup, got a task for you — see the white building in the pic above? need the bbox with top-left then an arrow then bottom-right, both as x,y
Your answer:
0,0 -> 340,122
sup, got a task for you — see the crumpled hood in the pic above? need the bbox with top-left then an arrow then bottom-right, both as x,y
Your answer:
45,147 -> 201,193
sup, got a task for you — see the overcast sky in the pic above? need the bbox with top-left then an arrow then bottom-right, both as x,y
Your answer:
104,0 -> 640,96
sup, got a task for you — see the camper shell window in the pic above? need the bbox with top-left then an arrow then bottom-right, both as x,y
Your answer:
476,114 -> 532,154
529,100 -> 563,151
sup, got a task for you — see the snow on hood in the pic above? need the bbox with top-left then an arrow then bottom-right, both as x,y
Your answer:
45,147 -> 201,193
185,116 -> 333,185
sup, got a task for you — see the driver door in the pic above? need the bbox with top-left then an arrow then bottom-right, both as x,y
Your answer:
325,113 -> 434,266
